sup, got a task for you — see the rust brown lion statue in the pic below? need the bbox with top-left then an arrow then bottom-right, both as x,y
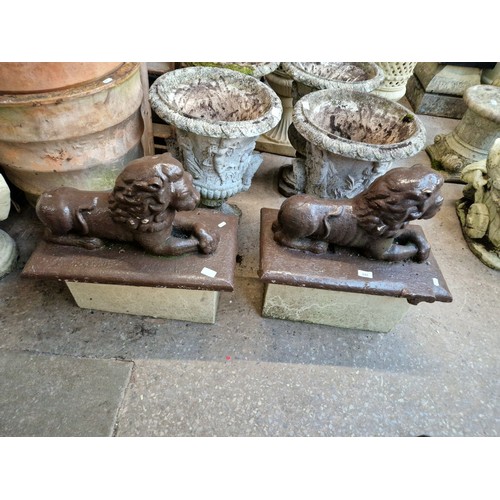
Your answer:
36,153 -> 219,256
272,164 -> 444,262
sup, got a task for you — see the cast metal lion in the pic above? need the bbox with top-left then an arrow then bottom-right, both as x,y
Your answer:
272,164 -> 444,262
36,153 -> 219,255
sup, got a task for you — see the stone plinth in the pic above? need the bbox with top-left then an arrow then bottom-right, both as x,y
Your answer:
406,63 -> 482,119
259,209 -> 452,332
427,85 -> 500,181
22,210 -> 238,324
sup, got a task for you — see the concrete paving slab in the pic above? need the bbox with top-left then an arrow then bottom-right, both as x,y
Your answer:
0,350 -> 132,436
115,358 -> 497,436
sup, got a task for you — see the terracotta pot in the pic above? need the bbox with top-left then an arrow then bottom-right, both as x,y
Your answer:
0,63 -> 144,203
0,62 -> 123,94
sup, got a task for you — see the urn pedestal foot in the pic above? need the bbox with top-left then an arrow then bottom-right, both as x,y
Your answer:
427,85 -> 500,181
259,209 -> 452,332
22,209 -> 238,324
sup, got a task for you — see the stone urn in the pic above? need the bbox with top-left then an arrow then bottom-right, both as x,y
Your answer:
149,67 -> 282,213
291,88 -> 426,199
427,85 -> 500,181
278,62 -> 385,196
181,62 -> 280,79
372,62 -> 417,101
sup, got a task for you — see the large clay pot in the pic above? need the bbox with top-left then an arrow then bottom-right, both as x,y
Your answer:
0,62 -> 123,94
292,88 -> 426,198
0,63 -> 144,203
149,66 -> 282,213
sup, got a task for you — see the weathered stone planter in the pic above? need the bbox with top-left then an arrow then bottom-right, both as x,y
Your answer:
291,89 -> 426,198
0,63 -> 144,204
279,62 -> 385,196
373,62 -> 417,101
182,62 -> 280,79
281,62 -> 384,97
427,85 -> 500,181
149,67 -> 282,213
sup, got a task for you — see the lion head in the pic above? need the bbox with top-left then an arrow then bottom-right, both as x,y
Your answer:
109,153 -> 200,233
354,164 -> 444,238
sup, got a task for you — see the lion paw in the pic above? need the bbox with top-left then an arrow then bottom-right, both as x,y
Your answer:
81,237 -> 105,250
308,240 -> 329,254
197,229 -> 219,254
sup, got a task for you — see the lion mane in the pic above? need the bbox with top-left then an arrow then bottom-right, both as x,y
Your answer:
354,164 -> 444,238
272,164 -> 444,262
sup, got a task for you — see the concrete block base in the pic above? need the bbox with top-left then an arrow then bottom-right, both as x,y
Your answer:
406,75 -> 467,119
22,208 -> 238,324
262,283 -> 410,332
66,281 -> 220,324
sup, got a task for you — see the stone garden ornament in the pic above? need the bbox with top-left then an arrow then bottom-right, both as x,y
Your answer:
278,62 -> 384,196
272,165 -> 444,263
457,138 -> 500,269
36,153 -> 219,256
149,67 -> 282,215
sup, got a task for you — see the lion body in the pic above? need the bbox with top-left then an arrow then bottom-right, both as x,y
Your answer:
36,153 -> 219,255
272,165 -> 444,262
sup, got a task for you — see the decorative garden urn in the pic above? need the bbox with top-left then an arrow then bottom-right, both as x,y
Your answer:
278,62 -> 385,196
149,67 -> 282,214
181,62 -> 280,79
291,88 -> 426,199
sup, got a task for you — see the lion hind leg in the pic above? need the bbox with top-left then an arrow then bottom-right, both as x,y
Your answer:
42,228 -> 104,250
273,229 -> 328,254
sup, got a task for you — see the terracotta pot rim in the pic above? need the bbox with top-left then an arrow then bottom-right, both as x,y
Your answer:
0,63 -> 140,106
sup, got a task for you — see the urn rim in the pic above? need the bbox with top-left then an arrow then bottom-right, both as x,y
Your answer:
149,67 -> 283,139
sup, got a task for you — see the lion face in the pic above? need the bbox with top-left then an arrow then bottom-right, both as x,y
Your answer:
355,165 -> 445,237
109,153 -> 200,232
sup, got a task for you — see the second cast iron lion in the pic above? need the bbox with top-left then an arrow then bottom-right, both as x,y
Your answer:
36,153 -> 219,256
272,164 -> 444,262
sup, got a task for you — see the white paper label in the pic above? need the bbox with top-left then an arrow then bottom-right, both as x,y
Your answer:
433,278 -> 440,287
218,221 -> 227,228
358,270 -> 373,279
201,267 -> 217,278
102,77 -> 113,84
